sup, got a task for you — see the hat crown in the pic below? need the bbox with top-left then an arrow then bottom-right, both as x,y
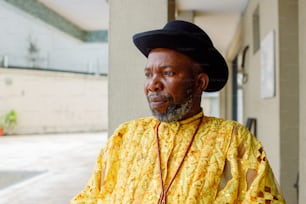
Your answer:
163,20 -> 213,47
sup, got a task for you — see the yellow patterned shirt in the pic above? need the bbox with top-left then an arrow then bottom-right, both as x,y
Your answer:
71,112 -> 285,204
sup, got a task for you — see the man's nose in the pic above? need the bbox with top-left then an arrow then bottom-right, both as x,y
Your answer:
148,75 -> 163,92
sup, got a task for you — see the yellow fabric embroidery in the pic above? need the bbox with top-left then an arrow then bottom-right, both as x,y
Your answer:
71,112 -> 286,204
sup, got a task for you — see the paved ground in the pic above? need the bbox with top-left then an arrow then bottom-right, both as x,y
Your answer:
0,132 -> 108,204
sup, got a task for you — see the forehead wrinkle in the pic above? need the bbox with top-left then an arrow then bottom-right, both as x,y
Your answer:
145,64 -> 177,70
146,49 -> 198,74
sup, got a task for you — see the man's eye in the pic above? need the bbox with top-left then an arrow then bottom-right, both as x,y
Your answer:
145,72 -> 152,78
164,71 -> 175,76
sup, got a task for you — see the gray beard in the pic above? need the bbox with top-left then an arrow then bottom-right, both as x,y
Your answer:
148,93 -> 193,123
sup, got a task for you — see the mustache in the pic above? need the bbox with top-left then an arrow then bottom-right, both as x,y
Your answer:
147,93 -> 172,101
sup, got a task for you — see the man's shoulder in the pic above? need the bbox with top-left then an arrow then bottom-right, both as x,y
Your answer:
114,116 -> 157,132
121,116 -> 157,126
107,116 -> 157,143
207,116 -> 255,139
204,116 -> 251,136
204,116 -> 244,128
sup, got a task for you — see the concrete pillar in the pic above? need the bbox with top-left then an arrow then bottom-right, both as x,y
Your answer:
299,0 -> 306,202
176,10 -> 194,22
279,0 -> 299,203
108,0 -> 175,134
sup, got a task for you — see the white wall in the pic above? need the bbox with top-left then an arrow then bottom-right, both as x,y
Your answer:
240,0 -> 299,203
0,68 -> 108,135
242,0 -> 281,178
0,1 -> 108,74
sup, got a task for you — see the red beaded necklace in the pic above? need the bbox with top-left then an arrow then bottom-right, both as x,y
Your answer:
155,116 -> 203,204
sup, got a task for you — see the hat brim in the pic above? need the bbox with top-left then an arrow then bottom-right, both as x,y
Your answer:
133,30 -> 228,92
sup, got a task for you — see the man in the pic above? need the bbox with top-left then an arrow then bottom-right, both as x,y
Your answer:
71,20 -> 285,204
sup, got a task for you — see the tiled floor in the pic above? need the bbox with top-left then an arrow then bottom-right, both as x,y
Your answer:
0,132 -> 108,204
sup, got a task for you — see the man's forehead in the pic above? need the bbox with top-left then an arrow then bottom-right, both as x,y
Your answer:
147,48 -> 194,63
146,49 -> 201,71
148,48 -> 184,55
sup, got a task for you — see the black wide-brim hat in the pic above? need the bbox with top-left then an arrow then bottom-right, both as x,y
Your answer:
133,20 -> 228,92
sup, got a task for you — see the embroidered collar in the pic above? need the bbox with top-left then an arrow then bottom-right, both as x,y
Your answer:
179,111 -> 204,125
158,111 -> 204,125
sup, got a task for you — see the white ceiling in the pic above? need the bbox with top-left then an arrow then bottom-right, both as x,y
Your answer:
177,0 -> 248,12
39,0 -> 248,53
177,0 -> 248,53
39,0 -> 109,30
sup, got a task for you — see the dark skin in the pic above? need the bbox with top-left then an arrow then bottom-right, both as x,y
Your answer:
144,48 -> 209,121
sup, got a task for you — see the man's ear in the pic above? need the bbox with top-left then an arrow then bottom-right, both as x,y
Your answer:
196,73 -> 209,93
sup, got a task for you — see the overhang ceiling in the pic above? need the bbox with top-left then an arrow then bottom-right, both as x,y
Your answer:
38,0 -> 248,53
177,0 -> 248,53
38,0 -> 109,30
